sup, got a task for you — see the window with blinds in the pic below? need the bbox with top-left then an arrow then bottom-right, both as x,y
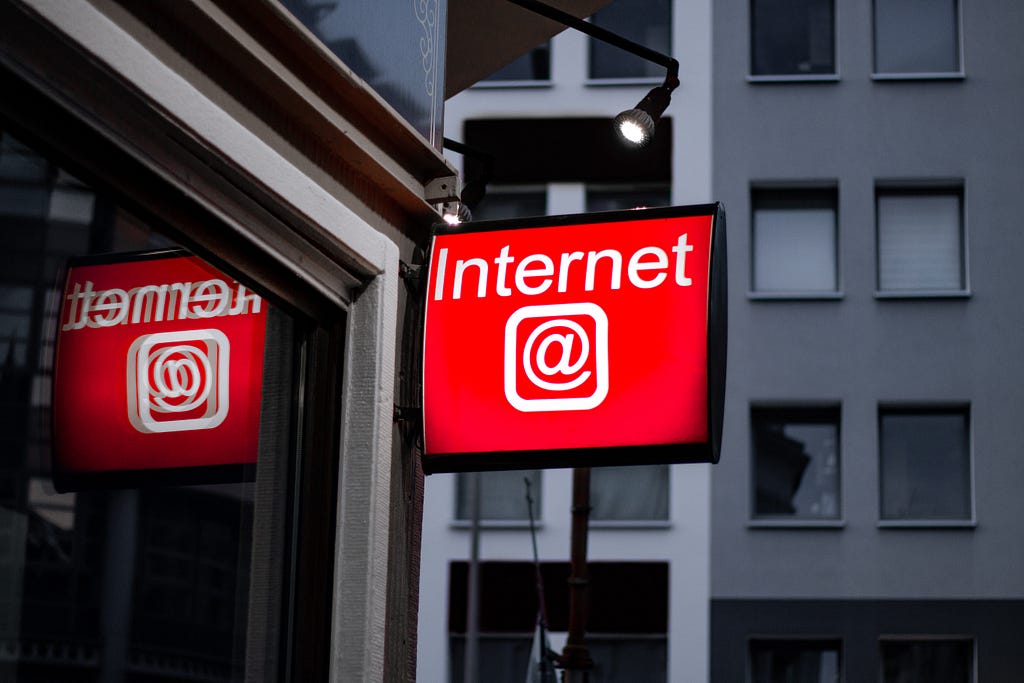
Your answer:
876,187 -> 965,294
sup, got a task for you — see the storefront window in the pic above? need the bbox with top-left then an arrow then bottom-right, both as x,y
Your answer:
0,130 -> 301,681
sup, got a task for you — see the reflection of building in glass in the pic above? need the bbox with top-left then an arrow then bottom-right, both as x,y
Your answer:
753,426 -> 810,516
0,134 -> 255,682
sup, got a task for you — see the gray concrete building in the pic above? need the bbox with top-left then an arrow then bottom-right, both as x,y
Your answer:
710,0 -> 1024,680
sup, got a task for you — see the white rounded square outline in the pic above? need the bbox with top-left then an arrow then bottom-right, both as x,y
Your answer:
127,329 -> 230,433
504,302 -> 609,413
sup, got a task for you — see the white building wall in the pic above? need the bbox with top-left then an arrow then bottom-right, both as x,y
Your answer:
418,2 -> 713,680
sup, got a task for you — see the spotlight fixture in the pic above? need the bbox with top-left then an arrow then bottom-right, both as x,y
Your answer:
614,66 -> 679,147
442,201 -> 473,225
506,0 -> 680,147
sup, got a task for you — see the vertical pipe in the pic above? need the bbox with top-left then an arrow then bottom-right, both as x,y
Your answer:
561,467 -> 593,682
99,490 -> 139,683
464,471 -> 482,683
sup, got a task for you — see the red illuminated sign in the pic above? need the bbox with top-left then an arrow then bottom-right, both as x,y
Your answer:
421,204 -> 726,473
52,250 -> 268,490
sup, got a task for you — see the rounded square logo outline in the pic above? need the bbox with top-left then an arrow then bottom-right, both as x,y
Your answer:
127,329 -> 230,433
504,302 -> 609,413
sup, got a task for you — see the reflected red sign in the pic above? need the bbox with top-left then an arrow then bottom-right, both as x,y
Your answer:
52,251 -> 267,490
422,204 -> 726,473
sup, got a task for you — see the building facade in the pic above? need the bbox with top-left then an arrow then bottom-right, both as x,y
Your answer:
711,0 -> 1024,681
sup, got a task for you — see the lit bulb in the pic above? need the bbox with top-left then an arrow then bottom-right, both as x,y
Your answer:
614,108 -> 656,147
618,120 -> 646,145
441,201 -> 472,225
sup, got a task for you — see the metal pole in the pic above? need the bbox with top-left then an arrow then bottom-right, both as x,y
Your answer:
525,477 -> 556,682
464,471 -> 482,683
561,467 -> 593,682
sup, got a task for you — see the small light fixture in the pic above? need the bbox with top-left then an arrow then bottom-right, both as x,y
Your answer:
442,201 -> 473,225
614,67 -> 679,148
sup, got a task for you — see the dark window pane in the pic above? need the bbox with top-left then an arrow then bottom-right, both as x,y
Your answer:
585,185 -> 671,213
0,133 -> 50,182
448,562 -> 668,681
751,640 -> 841,683
588,636 -> 667,683
589,0 -> 672,79
473,189 -> 547,221
753,407 -> 841,519
483,44 -> 551,82
880,409 -> 972,520
751,0 -> 835,75
881,640 -> 973,683
875,0 -> 960,74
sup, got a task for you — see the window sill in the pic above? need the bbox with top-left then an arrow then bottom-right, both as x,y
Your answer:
589,520 -> 672,530
748,291 -> 844,301
871,72 -> 965,81
470,80 -> 553,90
746,74 -> 840,84
585,77 -> 664,87
878,519 -> 977,529
748,519 -> 845,529
874,289 -> 971,300
449,520 -> 539,530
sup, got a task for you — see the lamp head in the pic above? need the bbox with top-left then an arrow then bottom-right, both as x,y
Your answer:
614,84 -> 673,148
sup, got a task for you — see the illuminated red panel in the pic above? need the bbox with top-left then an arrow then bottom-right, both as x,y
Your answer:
422,205 -> 725,472
52,251 -> 267,489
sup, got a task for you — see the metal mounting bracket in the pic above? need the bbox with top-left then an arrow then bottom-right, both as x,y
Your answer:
424,174 -> 460,203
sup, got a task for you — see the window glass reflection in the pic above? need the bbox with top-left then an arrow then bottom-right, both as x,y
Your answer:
879,408 -> 971,521
750,639 -> 841,683
0,130 -> 295,681
874,0 -> 960,74
752,407 -> 841,520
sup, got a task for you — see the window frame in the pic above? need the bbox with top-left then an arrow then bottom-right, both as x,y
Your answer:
871,0 -> 965,80
748,183 -> 842,300
874,181 -> 970,299
748,403 -> 845,528
747,0 -> 840,83
877,403 -> 976,528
